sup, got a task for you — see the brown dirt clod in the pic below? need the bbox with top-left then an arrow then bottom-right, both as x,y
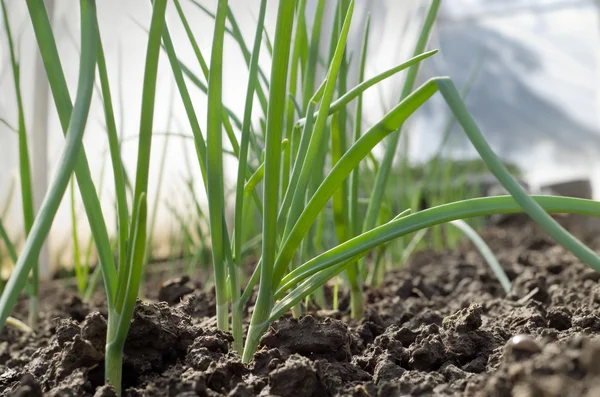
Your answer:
2,215 -> 600,396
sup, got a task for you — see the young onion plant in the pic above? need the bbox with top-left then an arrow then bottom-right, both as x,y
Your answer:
0,0 -> 167,393
1,2 -> 600,394
163,0 -> 600,363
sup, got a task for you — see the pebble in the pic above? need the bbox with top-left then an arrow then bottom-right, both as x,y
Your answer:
509,334 -> 541,353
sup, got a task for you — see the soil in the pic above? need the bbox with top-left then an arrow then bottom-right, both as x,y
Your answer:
3,214 -> 600,396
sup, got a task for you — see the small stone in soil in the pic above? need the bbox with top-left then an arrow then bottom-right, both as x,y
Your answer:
93,384 -> 117,397
507,334 -> 541,355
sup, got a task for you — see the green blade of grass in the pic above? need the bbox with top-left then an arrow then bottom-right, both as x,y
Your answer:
450,219 -> 510,294
302,0 -> 326,111
0,219 -> 34,296
175,61 -> 244,129
0,219 -> 18,265
274,195 -> 600,298
276,81 -> 325,232
206,0 -> 230,331
0,118 -> 18,133
349,14 -> 370,241
116,194 -> 147,338
0,0 -> 98,330
160,19 -> 208,184
0,0 -> 35,240
327,0 -> 343,64
143,86 -> 176,273
78,157 -> 107,301
262,23 -> 274,57
78,160 -> 108,302
106,194 -> 147,393
283,0 -> 307,201
162,9 -> 263,219
280,1 -> 355,246
95,30 -> 130,294
272,258 -> 351,322
434,77 -> 600,272
83,265 -> 102,301
329,0 -> 363,317
70,177 -> 85,295
243,0 -> 296,363
243,139 -> 289,197
115,0 -> 167,314
228,0 -> 267,348
1,0 -> 38,326
331,0 -> 350,244
189,0 -> 269,113
1,178 -> 16,219
399,228 -> 427,266
233,0 -> 268,347
425,55 -> 483,182
301,119 -> 330,313
225,4 -> 269,112
298,50 -> 438,125
174,0 -> 209,76
349,12 -> 371,284
105,1 -> 167,392
229,0 -> 266,342
23,0 -> 118,303
165,5 -> 250,163
361,0 -> 441,240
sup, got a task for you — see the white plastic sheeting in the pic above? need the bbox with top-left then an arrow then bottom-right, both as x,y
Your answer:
0,0 -> 426,273
1,1 -> 598,273
411,0 -> 600,192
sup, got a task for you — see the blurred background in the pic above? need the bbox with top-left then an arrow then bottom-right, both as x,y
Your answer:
0,0 -> 598,277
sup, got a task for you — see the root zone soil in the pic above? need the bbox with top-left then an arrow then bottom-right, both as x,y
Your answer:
3,214 -> 600,397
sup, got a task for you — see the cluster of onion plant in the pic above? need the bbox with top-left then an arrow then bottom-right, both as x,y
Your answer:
1,0 -> 600,395
177,0 -> 600,362
0,0 -> 167,392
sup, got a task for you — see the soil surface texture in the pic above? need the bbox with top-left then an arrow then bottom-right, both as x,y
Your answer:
2,214 -> 600,396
